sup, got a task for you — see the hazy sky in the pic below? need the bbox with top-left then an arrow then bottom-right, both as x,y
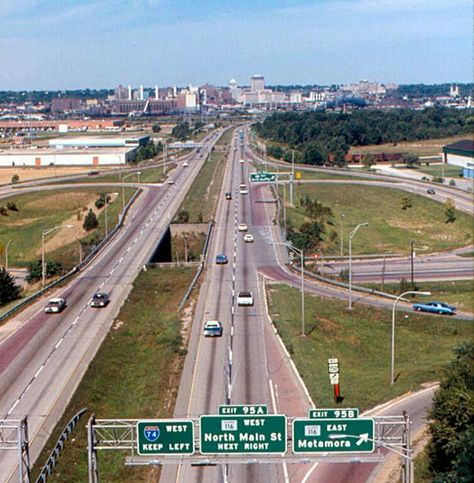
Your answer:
0,0 -> 471,90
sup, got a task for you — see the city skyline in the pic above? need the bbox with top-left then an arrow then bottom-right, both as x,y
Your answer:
0,0 -> 472,90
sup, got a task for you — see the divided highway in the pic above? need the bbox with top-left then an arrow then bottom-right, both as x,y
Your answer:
0,130 -> 222,482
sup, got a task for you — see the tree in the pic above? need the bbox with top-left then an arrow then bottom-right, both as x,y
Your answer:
172,121 -> 191,141
287,221 -> 325,251
361,154 -> 375,170
26,260 -> 64,283
401,196 -> 413,210
444,198 -> 456,223
11,174 -> 19,184
426,342 -> 474,482
151,124 -> 161,133
177,210 -> 190,223
6,201 -> 18,211
83,209 -> 99,231
302,143 -> 325,166
402,153 -> 420,168
0,267 -> 21,306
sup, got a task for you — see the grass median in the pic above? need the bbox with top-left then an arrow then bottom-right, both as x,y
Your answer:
266,283 -> 472,410
175,130 -> 231,223
31,266 -> 195,482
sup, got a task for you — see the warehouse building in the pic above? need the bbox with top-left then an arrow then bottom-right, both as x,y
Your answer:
442,139 -> 474,179
0,136 -> 149,166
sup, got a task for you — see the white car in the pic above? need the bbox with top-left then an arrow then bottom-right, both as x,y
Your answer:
183,162 -> 189,167
238,223 -> 248,232
167,179 -> 175,185
240,188 -> 248,195
44,297 -> 67,313
243,234 -> 254,243
237,291 -> 254,306
239,158 -> 245,163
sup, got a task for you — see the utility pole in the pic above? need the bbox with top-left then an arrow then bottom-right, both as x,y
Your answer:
184,234 -> 188,263
410,240 -> 414,287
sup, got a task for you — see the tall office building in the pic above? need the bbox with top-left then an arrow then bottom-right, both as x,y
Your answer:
250,75 -> 265,92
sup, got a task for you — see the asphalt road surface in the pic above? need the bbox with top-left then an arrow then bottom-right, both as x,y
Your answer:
0,130 -> 223,482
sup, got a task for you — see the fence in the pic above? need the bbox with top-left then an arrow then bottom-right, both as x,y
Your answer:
0,189 -> 141,324
35,408 -> 88,483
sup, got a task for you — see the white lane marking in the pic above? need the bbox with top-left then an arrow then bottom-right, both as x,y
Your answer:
34,365 -> 45,379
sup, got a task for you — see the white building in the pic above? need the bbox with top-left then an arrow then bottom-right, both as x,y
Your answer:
250,75 -> 265,92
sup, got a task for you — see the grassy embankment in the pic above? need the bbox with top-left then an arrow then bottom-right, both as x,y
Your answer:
31,266 -> 195,482
281,184 -> 473,256
416,164 -> 463,177
267,283 -> 472,410
348,135 -> 467,158
0,188 -> 135,270
361,280 -> 474,313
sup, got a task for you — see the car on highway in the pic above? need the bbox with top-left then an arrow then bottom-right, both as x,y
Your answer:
238,223 -> 248,232
240,187 -> 249,195
90,292 -> 110,308
427,188 -> 436,195
215,254 -> 228,264
183,162 -> 189,167
239,158 -> 245,163
225,192 -> 232,200
413,301 -> 456,315
234,147 -> 237,151
237,291 -> 254,306
44,297 -> 67,314
167,179 -> 175,184
243,234 -> 254,243
203,320 -> 223,337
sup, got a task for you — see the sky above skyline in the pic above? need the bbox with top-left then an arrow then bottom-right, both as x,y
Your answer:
0,0 -> 472,90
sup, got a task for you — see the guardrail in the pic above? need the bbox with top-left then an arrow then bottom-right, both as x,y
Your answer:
34,408 -> 88,483
178,221 -> 214,310
36,408 -> 87,483
0,189 -> 142,324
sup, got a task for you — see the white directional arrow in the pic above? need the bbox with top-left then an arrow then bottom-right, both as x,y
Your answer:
356,433 -> 369,446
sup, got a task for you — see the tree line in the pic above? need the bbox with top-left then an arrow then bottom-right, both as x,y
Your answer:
255,107 -> 473,166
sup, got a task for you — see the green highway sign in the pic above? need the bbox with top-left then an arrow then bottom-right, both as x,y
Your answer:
309,408 -> 359,419
136,420 -> 194,455
200,415 -> 287,454
292,418 -> 375,453
219,404 -> 268,415
249,172 -> 276,183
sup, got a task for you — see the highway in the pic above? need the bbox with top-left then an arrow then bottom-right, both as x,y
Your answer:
0,130 -> 222,482
315,250 -> 474,283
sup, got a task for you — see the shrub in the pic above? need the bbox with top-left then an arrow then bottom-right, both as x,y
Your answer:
0,267 -> 21,305
177,210 -> 190,224
449,179 -> 456,187
11,174 -> 19,184
6,202 -> 18,211
83,209 -> 99,231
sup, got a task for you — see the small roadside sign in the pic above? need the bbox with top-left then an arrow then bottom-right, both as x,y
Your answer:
309,408 -> 359,419
219,405 -> 268,415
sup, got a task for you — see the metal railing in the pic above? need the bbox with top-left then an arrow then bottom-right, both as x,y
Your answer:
178,221 -> 214,310
0,189 -> 141,324
35,408 -> 88,483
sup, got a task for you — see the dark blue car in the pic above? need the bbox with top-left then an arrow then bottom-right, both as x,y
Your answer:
413,301 -> 456,315
215,254 -> 228,265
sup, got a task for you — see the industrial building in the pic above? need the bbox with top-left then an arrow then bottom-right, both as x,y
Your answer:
0,136 -> 149,167
442,139 -> 474,178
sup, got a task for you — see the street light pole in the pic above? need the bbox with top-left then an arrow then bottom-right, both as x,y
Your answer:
42,224 -> 74,287
348,222 -> 368,310
5,239 -> 12,270
290,150 -> 294,206
391,290 -> 431,385
340,214 -> 345,257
